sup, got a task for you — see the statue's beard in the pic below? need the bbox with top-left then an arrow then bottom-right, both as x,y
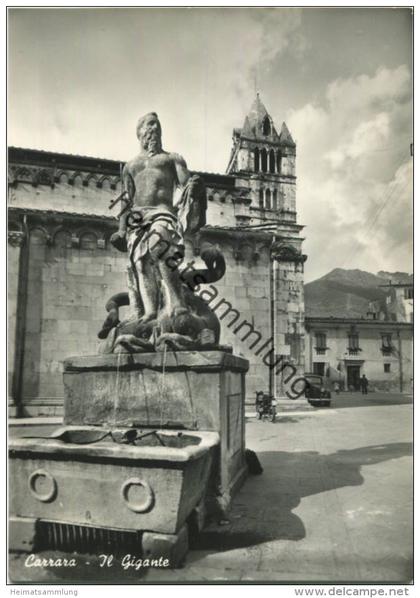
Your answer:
142,132 -> 161,154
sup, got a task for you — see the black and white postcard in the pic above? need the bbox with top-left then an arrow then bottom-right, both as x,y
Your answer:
6,5 -> 414,592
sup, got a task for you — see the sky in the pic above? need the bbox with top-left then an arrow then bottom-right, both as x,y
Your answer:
8,7 -> 413,281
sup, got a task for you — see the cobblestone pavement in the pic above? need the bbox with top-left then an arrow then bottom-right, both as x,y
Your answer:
9,392 -> 413,584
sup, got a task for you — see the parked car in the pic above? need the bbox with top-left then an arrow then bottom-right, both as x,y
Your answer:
304,374 -> 331,407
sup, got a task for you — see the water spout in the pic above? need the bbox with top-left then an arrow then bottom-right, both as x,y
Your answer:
113,350 -> 123,425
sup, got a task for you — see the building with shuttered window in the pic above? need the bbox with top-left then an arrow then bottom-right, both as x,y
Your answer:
305,316 -> 413,392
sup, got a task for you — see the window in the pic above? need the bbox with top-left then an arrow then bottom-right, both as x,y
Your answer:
269,149 -> 276,173
384,363 -> 391,373
265,189 -> 271,210
260,149 -> 267,173
315,332 -> 327,355
315,333 -> 327,348
404,287 -> 414,300
348,333 -> 360,354
254,148 -> 260,172
313,362 -> 325,376
262,116 -> 271,136
259,188 -> 264,209
273,189 -> 278,211
348,334 -> 359,349
276,152 -> 281,174
381,333 -> 392,355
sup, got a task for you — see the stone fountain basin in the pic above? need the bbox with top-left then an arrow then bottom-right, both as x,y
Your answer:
9,427 -> 219,535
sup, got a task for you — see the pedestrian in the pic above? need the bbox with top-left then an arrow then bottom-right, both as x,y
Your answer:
360,374 -> 369,395
334,382 -> 340,395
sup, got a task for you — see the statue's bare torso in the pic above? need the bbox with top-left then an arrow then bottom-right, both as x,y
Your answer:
124,151 -> 189,214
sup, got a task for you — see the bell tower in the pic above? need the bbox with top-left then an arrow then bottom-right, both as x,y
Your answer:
225,95 -> 306,399
226,94 -> 297,223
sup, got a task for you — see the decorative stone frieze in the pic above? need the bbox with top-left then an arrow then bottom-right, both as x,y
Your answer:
8,231 -> 25,247
71,234 -> 80,248
8,163 -> 121,191
272,242 -> 307,264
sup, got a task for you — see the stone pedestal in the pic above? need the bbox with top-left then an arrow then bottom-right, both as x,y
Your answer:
9,351 -> 249,567
63,351 -> 249,509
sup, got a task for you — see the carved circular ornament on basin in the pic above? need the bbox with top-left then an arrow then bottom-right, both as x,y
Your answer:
28,469 -> 57,503
121,478 -> 154,513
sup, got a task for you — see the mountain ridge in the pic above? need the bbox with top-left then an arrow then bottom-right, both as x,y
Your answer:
304,269 -> 413,318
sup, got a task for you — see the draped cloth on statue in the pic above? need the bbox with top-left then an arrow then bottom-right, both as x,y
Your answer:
175,174 -> 207,236
126,207 -> 184,263
125,174 -> 206,264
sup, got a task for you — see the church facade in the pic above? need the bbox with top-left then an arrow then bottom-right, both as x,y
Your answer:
8,96 -> 307,416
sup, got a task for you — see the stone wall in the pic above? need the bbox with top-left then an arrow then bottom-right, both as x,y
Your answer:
8,147 -> 307,415
9,177 -> 120,219
18,227 -> 127,415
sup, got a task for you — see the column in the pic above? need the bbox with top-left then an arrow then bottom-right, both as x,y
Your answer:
8,230 -> 27,416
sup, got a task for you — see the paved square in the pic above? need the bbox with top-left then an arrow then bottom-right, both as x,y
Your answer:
9,392 -> 413,583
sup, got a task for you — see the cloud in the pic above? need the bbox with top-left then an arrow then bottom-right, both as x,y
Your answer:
325,112 -> 390,169
288,65 -> 412,280
326,65 -> 411,116
8,8 -> 303,172
7,10 -> 413,280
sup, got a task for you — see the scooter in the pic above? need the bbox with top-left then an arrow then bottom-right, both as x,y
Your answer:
255,391 -> 277,423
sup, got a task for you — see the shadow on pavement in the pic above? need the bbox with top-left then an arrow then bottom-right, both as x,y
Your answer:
8,442 -> 412,582
329,394 -> 413,409
194,442 -> 412,551
273,416 -> 305,424
246,416 -> 305,425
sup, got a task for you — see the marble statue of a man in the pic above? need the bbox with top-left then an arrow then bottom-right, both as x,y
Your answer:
106,112 -> 216,352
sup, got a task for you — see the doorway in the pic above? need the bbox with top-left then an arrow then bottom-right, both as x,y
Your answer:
347,365 -> 360,391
